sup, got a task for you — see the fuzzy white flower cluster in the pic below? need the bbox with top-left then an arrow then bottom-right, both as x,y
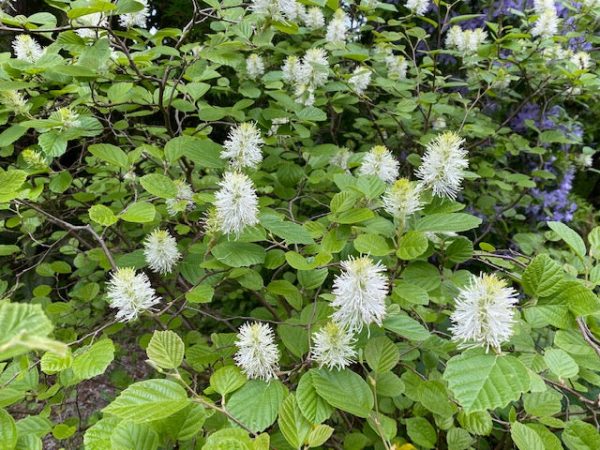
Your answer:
106,267 -> 161,322
385,54 -> 408,80
74,13 -> 108,38
252,0 -> 302,22
326,9 -> 348,45
214,171 -> 259,236
119,0 -> 150,28
449,273 -> 518,352
282,48 -> 329,106
1,91 -> 28,114
383,178 -> 423,220
12,35 -> 44,63
234,322 -> 280,380
358,145 -> 400,183
166,180 -> 195,216
222,122 -> 264,170
302,7 -> 325,29
330,256 -> 389,332
143,229 -> 181,275
311,322 -> 357,370
445,26 -> 488,56
330,148 -> 352,170
349,67 -> 371,95
531,0 -> 559,38
406,0 -> 430,15
246,54 -> 265,80
52,108 -> 81,131
416,131 -> 468,199
570,51 -> 592,70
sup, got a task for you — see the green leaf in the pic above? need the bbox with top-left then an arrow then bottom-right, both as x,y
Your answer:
267,280 -> 303,311
523,390 -> 562,417
0,245 -> 19,256
210,366 -> 246,396
159,403 -> 207,442
278,394 -> 311,449
418,381 -> 456,418
297,106 -> 327,121
553,281 -> 600,317
39,132 -> 67,157
522,254 -> 564,298
312,369 -> 374,418
296,370 -> 334,424
0,409 -> 17,450
103,379 -> 189,423
41,348 -> 73,375
211,242 -> 266,267
511,422 -> 545,450
397,231 -> 429,260
406,417 -> 436,449
562,419 -> 600,450
120,202 -> 156,223
185,284 -> 214,304
260,214 -> 314,245
72,339 -> 115,380
365,336 -> 399,373
307,424 -> 334,447
146,331 -> 184,370
354,233 -> 392,256
228,380 -> 287,433
0,303 -> 56,361
332,208 -> 375,224
140,174 -> 178,199
89,205 -> 118,227
88,144 -> 129,169
0,170 -> 27,195
181,137 -> 226,169
84,417 -> 121,450
544,348 -> 579,380
415,213 -> 482,233
548,221 -> 586,259
383,313 -> 430,341
444,350 -> 530,413
111,422 -> 158,450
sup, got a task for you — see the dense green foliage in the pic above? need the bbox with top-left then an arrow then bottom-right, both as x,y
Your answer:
1,0 -> 600,449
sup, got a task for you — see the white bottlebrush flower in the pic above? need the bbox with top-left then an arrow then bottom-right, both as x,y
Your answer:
432,116 -> 447,130
311,322 -> 357,370
74,13 -> 108,38
252,0 -> 302,21
385,54 -> 408,80
234,322 -> 280,381
416,131 -> 468,199
533,0 -> 555,11
326,9 -> 348,45
349,67 -> 371,95
282,56 -> 301,84
222,122 -> 264,170
166,180 -> 195,216
2,91 -> 29,114
358,145 -> 400,183
446,26 -> 487,55
570,51 -> 591,70
143,229 -> 181,275
330,147 -> 352,170
383,178 -> 422,219
449,273 -> 518,352
582,0 -> 600,7
531,8 -> 559,38
406,0 -> 430,15
106,267 -> 161,322
280,0 -> 304,21
303,7 -> 325,29
51,108 -> 81,131
293,48 -> 329,106
330,256 -> 389,332
12,35 -> 44,63
246,54 -> 265,80
214,171 -> 259,236
118,0 -> 150,28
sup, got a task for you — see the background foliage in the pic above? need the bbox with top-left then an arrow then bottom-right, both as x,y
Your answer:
1,0 -> 600,449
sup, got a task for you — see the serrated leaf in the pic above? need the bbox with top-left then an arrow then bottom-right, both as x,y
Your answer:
444,350 -> 530,413
0,409 -> 17,450
415,213 -> 482,233
88,143 -> 129,169
89,205 -> 118,227
365,336 -> 399,373
146,331 -> 184,369
307,424 -> 334,447
260,214 -> 314,245
111,422 -> 158,450
140,174 -> 178,199
418,380 -> 456,418
210,365 -> 246,396
84,417 -> 121,450
296,370 -> 333,424
72,339 -> 114,380
383,314 -> 430,341
278,394 -> 311,449
103,379 -> 189,423
312,369 -> 374,418
522,254 -> 564,297
406,417 -> 436,449
211,242 -> 266,267
562,419 -> 600,450
511,422 -> 545,450
0,303 -> 56,361
354,233 -> 392,256
548,221 -> 586,259
41,348 -> 72,375
544,348 -> 579,380
397,231 -> 429,260
120,202 -> 156,223
228,380 -> 287,433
